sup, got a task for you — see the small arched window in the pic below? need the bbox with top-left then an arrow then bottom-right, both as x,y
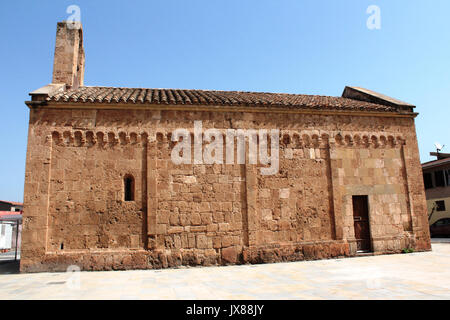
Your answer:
124,174 -> 135,202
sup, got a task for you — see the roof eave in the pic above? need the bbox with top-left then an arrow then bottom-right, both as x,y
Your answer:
422,159 -> 450,170
28,83 -> 66,102
39,101 -> 419,118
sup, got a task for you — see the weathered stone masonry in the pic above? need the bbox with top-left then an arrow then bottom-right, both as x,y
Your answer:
20,22 -> 431,272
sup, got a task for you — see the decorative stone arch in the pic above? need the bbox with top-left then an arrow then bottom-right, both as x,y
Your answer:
311,134 -> 320,148
156,132 -> 164,143
85,131 -> 95,146
302,134 -> 311,147
140,132 -> 149,144
73,131 -> 83,147
344,134 -> 353,146
371,135 -> 379,148
108,132 -> 117,145
292,133 -> 301,147
119,132 -> 128,145
51,131 -> 61,145
362,135 -> 370,147
320,133 -> 330,148
96,131 -> 105,146
334,133 -> 343,146
63,131 -> 72,146
281,133 -> 291,146
396,136 -> 405,146
353,134 -> 361,146
379,135 -> 387,148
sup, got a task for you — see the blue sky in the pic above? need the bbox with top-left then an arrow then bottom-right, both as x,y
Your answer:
0,1 -> 449,202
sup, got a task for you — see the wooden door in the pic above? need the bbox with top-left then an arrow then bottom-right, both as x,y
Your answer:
352,195 -> 372,252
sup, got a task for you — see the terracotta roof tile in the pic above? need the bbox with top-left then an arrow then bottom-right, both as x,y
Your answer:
45,86 -> 405,113
0,211 -> 22,216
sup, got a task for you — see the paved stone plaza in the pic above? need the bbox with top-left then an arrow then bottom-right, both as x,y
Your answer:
1,243 -> 449,300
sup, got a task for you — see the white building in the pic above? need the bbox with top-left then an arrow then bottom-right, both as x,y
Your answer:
0,223 -> 13,250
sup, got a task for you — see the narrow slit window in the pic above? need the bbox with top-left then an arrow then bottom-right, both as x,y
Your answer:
124,175 -> 135,202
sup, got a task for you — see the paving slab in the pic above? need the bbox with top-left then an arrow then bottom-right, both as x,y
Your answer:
1,244 -> 449,300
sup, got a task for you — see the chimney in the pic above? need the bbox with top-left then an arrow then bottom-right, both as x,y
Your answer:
52,21 -> 85,89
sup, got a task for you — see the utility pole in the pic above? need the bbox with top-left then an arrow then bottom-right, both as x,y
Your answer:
14,221 -> 19,261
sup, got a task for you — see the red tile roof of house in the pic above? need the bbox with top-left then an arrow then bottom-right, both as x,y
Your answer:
0,211 -> 22,217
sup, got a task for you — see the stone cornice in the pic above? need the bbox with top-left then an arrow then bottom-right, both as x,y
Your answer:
25,101 -> 418,118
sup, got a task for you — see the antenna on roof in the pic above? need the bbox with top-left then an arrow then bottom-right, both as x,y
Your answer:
435,142 -> 445,154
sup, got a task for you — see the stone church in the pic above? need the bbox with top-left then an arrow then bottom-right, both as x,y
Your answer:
21,21 -> 431,272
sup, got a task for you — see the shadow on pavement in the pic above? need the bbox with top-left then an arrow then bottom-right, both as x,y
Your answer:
0,260 -> 20,274
431,238 -> 450,243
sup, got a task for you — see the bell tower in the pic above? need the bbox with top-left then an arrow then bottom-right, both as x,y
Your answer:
51,21 -> 85,89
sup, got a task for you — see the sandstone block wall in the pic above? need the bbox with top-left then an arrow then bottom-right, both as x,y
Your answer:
20,107 -> 431,272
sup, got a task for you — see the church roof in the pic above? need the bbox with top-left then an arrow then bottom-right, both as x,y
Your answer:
28,85 -> 416,115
